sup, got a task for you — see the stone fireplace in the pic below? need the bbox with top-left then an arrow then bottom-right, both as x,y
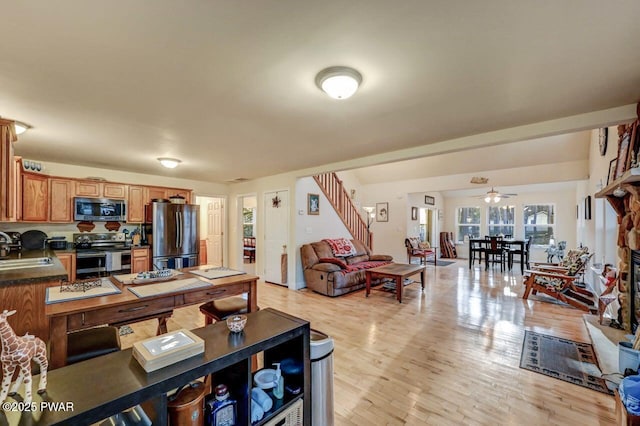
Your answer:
596,121 -> 640,331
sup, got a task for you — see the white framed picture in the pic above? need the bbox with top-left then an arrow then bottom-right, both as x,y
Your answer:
376,202 -> 388,222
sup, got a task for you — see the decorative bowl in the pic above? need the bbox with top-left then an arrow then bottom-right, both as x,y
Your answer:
226,314 -> 247,333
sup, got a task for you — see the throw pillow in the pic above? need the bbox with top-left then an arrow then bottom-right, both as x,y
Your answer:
407,237 -> 420,249
323,238 -> 356,257
318,257 -> 348,269
418,242 -> 431,249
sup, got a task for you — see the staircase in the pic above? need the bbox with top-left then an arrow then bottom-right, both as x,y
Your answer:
313,172 -> 372,249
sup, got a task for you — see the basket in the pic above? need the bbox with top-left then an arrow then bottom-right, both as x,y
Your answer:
619,341 -> 640,373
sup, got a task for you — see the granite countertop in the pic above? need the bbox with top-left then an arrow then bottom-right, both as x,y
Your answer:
0,249 -> 68,285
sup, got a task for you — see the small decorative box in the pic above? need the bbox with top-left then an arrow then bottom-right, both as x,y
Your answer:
132,329 -> 204,372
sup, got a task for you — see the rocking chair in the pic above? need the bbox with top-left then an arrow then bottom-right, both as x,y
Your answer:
523,248 -> 596,313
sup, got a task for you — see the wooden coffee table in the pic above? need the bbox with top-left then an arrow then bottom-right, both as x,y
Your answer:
365,263 -> 426,303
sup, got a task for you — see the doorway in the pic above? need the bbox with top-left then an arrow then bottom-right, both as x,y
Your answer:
419,207 -> 438,249
196,196 -> 225,266
239,195 -> 257,274
263,189 -> 289,286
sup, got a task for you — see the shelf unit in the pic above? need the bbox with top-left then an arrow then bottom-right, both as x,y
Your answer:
594,167 -> 640,217
23,308 -> 310,425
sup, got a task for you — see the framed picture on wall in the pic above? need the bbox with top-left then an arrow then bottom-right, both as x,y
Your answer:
584,195 -> 591,220
376,202 -> 388,222
608,158 -> 617,185
307,193 -> 319,215
424,195 -> 435,205
411,207 -> 418,221
616,126 -> 632,179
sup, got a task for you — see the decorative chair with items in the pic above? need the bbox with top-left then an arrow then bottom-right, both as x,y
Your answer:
597,264 -> 621,327
522,247 -> 596,313
404,237 -> 435,265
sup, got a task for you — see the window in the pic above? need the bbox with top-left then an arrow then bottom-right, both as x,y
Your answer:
456,207 -> 480,243
523,204 -> 555,245
243,207 -> 255,237
487,205 -> 515,236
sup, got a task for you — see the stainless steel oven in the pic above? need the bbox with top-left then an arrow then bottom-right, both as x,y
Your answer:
75,249 -> 131,279
74,232 -> 132,279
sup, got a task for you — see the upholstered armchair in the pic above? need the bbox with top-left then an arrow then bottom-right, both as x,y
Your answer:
404,237 -> 435,265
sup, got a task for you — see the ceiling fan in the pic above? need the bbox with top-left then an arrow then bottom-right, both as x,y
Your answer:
480,187 -> 518,203
469,177 -> 517,203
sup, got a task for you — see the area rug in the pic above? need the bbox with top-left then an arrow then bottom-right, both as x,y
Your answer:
427,259 -> 455,266
520,330 -> 612,394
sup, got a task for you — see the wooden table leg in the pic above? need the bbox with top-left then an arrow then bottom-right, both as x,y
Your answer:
248,279 -> 258,312
49,316 -> 68,370
365,272 -> 372,297
157,316 -> 169,335
421,268 -> 425,291
397,276 -> 402,303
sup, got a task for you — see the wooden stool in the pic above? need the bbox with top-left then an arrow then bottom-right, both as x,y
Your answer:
199,297 -> 258,326
66,326 -> 121,365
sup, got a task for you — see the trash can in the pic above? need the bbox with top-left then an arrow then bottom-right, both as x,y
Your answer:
311,329 -> 334,426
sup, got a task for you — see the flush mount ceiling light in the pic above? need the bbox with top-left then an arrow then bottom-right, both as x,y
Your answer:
14,121 -> 30,135
315,66 -> 362,100
1,117 -> 31,135
158,157 -> 181,169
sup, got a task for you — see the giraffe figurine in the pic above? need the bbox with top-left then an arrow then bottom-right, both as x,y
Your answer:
0,310 -> 48,406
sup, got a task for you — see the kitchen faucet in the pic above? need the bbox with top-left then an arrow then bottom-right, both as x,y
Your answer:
0,232 -> 13,244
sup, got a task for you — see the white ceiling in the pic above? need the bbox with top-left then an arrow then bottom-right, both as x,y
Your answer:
2,1 -> 640,183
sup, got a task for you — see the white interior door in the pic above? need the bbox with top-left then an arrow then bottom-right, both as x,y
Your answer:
207,199 -> 223,266
264,190 -> 289,285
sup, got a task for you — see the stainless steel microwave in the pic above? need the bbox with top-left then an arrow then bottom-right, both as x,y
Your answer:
74,198 -> 127,222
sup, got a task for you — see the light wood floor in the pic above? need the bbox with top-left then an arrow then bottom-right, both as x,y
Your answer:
122,260 -> 616,425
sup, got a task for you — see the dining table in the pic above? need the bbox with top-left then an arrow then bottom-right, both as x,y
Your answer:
468,238 -> 527,273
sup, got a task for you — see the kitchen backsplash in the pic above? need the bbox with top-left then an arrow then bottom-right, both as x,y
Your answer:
0,222 -> 142,243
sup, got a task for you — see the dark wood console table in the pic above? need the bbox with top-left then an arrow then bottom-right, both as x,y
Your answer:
46,269 -> 258,369
19,309 -> 310,426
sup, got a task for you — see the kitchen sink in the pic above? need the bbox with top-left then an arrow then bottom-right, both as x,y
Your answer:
0,257 -> 54,271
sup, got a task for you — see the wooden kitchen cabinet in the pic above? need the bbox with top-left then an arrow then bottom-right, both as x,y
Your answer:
22,172 -> 49,221
0,123 -> 18,222
199,239 -> 207,264
127,185 -> 145,223
56,252 -> 76,282
144,186 -> 168,202
49,178 -> 74,222
167,188 -> 192,204
75,181 -> 127,199
75,180 -> 101,197
103,183 -> 127,199
131,247 -> 150,273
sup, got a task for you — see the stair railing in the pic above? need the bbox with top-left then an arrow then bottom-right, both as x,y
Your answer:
313,172 -> 372,249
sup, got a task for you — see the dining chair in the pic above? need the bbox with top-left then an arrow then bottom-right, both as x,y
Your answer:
469,239 -> 485,267
484,236 -> 506,270
508,238 -> 532,270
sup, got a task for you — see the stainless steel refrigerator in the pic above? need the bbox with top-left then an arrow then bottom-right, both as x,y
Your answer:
147,202 -> 200,270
